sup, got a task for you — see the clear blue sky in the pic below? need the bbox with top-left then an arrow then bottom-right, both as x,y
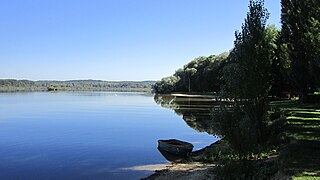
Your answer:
0,0 -> 281,81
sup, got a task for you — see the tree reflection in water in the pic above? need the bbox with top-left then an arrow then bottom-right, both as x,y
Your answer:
154,94 -> 226,137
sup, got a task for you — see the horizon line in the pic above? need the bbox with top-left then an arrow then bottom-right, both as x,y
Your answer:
0,78 -> 158,82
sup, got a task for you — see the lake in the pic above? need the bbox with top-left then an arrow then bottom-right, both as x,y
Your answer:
0,92 -> 217,180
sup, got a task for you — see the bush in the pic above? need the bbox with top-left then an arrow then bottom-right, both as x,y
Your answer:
215,160 -> 278,180
211,99 -> 271,156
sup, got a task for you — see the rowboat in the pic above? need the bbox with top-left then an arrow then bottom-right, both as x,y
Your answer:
158,139 -> 194,156
157,147 -> 186,163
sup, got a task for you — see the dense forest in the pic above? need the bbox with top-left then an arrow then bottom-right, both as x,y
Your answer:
0,79 -> 155,92
154,0 -> 320,103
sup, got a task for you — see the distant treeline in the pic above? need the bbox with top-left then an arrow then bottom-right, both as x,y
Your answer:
0,79 -> 155,92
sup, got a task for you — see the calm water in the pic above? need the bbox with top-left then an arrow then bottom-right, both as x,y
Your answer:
0,92 -> 217,180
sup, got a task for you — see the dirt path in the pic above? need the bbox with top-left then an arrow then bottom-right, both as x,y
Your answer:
142,162 -> 216,180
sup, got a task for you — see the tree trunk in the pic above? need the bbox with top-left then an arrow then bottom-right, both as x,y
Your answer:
299,92 -> 308,103
188,77 -> 191,93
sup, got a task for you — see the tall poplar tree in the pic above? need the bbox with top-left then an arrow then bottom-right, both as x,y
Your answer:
281,0 -> 320,102
223,0 -> 274,101
216,0 -> 276,154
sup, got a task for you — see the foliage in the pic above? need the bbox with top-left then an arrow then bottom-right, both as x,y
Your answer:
212,101 -> 272,155
153,53 -> 229,93
214,160 -> 278,180
214,0 -> 275,155
221,0 -> 274,100
153,76 -> 180,93
281,0 -> 320,102
269,25 -> 295,98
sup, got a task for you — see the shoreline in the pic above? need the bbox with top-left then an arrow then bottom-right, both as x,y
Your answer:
167,93 -> 234,102
142,162 -> 216,180
170,93 -> 217,99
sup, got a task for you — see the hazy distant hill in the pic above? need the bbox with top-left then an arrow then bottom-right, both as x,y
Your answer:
0,79 -> 155,92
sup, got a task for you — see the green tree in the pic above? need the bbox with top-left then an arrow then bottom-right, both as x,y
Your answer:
222,0 -> 273,100
154,76 -> 179,93
281,0 -> 320,102
217,0 -> 275,155
154,54 -> 228,93
268,25 -> 293,98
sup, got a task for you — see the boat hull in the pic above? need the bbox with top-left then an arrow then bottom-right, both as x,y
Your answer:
158,139 -> 194,156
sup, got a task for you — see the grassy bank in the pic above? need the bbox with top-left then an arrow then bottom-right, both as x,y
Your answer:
271,101 -> 320,179
202,100 -> 320,179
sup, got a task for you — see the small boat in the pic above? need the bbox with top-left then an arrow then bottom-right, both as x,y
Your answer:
157,147 -> 186,163
158,139 -> 194,156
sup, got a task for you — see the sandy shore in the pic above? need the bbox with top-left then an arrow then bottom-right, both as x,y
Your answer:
140,162 -> 292,180
141,162 -> 216,180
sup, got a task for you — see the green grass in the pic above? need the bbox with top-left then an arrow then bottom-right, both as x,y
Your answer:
293,175 -> 320,180
272,101 -> 320,179
293,176 -> 320,180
